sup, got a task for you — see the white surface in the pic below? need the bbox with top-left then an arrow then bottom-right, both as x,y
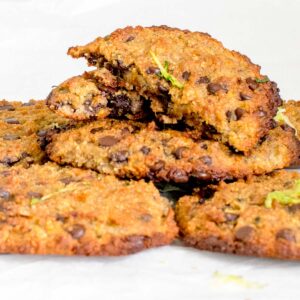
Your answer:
0,0 -> 300,299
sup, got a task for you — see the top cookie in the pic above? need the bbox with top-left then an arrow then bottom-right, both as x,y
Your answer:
68,25 -> 281,153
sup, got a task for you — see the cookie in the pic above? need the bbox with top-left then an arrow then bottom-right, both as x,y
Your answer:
46,119 -> 299,182
68,25 -> 281,153
176,170 -> 300,260
0,163 -> 177,255
46,69 -> 150,121
0,100 -> 73,168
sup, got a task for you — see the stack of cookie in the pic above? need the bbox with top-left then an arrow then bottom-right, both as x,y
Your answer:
1,26 -> 300,259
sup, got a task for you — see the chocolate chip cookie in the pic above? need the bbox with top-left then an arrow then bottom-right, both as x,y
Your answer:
46,119 -> 299,183
0,163 -> 177,255
176,170 -> 300,260
68,25 -> 281,153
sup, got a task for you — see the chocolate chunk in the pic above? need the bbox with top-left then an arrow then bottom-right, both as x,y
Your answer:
224,213 -> 239,222
109,150 -> 128,163
151,160 -> 165,172
69,224 -> 85,239
207,83 -> 227,94
246,78 -> 258,90
235,225 -> 254,242
4,118 -> 20,124
182,71 -> 191,81
240,92 -> 252,101
99,136 -> 119,147
158,84 -> 169,94
235,108 -> 245,120
109,94 -> 131,116
0,188 -> 12,200
173,146 -> 188,159
3,133 -> 20,141
168,168 -> 189,183
139,213 -> 152,222
125,35 -> 135,42
90,127 -> 103,134
0,105 -> 15,111
200,155 -> 212,166
27,191 -> 43,199
196,76 -> 210,84
146,66 -> 160,75
140,146 -> 150,155
276,228 -> 296,242
226,111 -> 236,121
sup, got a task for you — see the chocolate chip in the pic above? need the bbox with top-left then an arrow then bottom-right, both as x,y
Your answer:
4,118 -> 20,124
69,224 -> 85,239
125,35 -> 135,42
1,156 -> 20,166
56,214 -> 67,223
140,146 -> 150,155
0,188 -> 12,200
158,84 -> 169,94
36,129 -> 48,137
224,213 -> 239,222
226,111 -> 236,121
207,83 -> 227,95
235,226 -> 254,241
240,93 -> 252,101
192,170 -> 212,181
257,109 -> 267,117
109,150 -> 128,163
3,134 -> 20,141
196,76 -> 210,84
60,177 -> 76,185
168,168 -> 189,183
235,108 -> 245,120
139,213 -> 152,222
276,229 -> 296,242
182,71 -> 191,81
173,146 -> 188,159
22,102 -> 34,106
288,204 -> 300,213
99,136 -> 119,147
90,127 -> 103,134
27,192 -> 43,199
146,66 -> 160,75
200,143 -> 208,150
0,105 -> 15,111
246,78 -> 258,90
200,155 -> 212,166
151,160 -> 165,172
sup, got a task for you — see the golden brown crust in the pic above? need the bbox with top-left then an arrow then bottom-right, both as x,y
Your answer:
0,100 -> 73,168
176,170 -> 300,260
68,25 -> 281,152
0,163 -> 177,255
46,119 -> 299,183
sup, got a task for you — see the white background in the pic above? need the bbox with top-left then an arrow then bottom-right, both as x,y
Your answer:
0,0 -> 300,299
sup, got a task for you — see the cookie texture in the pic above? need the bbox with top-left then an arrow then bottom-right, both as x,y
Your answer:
282,100 -> 300,139
46,119 -> 299,183
176,170 -> 300,260
0,100 -> 73,168
0,163 -> 177,255
68,25 -> 281,152
47,69 -> 149,121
